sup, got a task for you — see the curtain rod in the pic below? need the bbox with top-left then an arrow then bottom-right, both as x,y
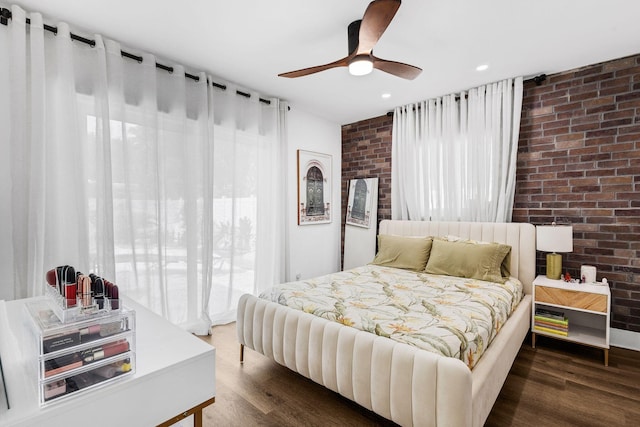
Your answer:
0,7 -> 273,105
385,74 -> 547,116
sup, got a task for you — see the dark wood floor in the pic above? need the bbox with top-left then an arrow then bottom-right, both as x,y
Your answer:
199,324 -> 640,426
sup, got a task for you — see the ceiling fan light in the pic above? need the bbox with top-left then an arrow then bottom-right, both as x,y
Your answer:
349,57 -> 373,76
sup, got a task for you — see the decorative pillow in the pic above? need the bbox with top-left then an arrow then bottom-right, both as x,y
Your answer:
371,235 -> 433,271
425,238 -> 511,283
439,235 -> 512,279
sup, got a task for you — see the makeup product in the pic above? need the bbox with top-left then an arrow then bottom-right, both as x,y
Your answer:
92,358 -> 132,379
63,266 -> 77,307
82,340 -> 129,363
104,281 -> 113,309
110,284 -> 120,309
92,275 -> 106,309
44,353 -> 83,378
44,379 -> 67,400
92,365 -> 117,379
43,331 -> 81,354
75,270 -> 83,295
78,320 -> 123,342
55,266 -> 64,294
79,324 -> 101,337
44,360 -> 82,378
77,274 -> 92,307
46,269 -> 57,287
99,320 -> 124,337
120,358 -> 132,373
66,372 -> 99,391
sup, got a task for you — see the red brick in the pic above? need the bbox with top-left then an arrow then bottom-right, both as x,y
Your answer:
542,96 -> 570,107
584,96 -> 615,107
604,57 -> 637,72
603,109 -> 635,120
586,104 -> 617,114
554,101 -> 585,112
575,65 -> 604,77
600,76 -> 632,89
556,133 -> 585,142
571,122 -> 600,132
567,79 -> 595,90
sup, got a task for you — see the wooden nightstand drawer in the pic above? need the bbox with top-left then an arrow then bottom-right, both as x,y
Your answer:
535,286 -> 607,313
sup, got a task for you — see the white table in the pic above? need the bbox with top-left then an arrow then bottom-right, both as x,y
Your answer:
0,297 -> 215,426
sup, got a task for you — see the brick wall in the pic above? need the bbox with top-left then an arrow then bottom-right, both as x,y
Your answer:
341,115 -> 393,263
514,54 -> 640,332
341,54 -> 640,332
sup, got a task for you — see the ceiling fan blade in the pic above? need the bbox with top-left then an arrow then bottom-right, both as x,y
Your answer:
372,56 -> 422,80
278,56 -> 351,78
356,0 -> 401,55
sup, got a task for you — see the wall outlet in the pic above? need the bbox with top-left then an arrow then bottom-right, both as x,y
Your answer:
295,273 -> 301,280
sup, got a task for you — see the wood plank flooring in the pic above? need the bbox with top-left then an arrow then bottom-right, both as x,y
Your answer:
198,324 -> 640,426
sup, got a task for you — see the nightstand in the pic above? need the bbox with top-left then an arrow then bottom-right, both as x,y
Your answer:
531,275 -> 611,366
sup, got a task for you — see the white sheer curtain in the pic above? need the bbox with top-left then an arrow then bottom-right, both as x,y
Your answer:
0,5 -> 286,332
392,77 -> 523,222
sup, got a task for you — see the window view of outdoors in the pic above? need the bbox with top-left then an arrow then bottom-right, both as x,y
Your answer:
85,112 -> 259,325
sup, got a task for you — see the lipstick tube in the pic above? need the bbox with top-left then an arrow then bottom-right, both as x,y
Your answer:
63,266 -> 76,307
65,282 -> 77,308
110,284 -> 119,309
77,275 -> 92,307
82,340 -> 129,363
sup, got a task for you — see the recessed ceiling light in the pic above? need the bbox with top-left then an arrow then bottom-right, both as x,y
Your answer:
381,93 -> 391,99
476,64 -> 489,71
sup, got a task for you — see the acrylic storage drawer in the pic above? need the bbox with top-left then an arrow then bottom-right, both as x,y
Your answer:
24,298 -> 136,406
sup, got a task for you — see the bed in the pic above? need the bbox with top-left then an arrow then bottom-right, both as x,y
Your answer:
237,220 -> 535,427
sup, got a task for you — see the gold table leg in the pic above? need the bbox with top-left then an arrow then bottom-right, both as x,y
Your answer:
156,397 -> 216,427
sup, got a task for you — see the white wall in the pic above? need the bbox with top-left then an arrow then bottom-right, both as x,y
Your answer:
611,328 -> 640,352
286,107 -> 342,281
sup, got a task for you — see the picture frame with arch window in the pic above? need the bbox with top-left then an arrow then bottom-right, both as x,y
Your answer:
346,178 -> 376,228
297,150 -> 332,225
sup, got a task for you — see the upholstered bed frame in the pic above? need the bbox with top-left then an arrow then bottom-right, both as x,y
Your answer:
237,220 -> 536,426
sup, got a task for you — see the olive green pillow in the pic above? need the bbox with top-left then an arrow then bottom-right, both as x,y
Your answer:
425,239 -> 511,283
371,235 -> 433,271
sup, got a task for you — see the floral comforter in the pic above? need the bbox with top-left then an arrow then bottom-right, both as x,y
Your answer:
260,265 -> 523,369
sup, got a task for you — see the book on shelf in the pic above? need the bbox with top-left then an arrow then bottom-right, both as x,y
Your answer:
534,321 -> 568,332
534,325 -> 568,337
534,315 -> 569,326
535,308 -> 565,320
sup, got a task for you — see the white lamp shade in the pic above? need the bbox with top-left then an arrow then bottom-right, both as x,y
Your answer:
536,225 -> 573,253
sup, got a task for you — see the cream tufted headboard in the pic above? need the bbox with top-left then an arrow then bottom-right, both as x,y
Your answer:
378,220 -> 536,295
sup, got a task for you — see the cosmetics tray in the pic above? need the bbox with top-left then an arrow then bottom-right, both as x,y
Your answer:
43,282 -> 121,324
24,298 -> 136,406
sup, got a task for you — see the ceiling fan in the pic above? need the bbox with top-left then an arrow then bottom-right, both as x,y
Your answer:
278,0 -> 422,80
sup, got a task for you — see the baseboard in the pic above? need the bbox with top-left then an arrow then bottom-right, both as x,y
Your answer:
611,327 -> 640,351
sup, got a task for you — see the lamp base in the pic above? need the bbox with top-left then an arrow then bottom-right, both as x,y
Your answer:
546,253 -> 563,280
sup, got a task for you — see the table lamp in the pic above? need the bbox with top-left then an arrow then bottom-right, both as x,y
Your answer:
536,223 -> 573,280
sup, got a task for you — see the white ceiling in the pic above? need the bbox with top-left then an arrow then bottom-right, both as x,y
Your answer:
7,0 -> 640,125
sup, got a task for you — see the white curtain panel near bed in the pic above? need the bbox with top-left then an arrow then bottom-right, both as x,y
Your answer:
0,5 -> 286,332
391,77 -> 523,223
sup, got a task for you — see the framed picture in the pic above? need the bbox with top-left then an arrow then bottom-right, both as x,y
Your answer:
297,150 -> 332,225
346,178 -> 376,228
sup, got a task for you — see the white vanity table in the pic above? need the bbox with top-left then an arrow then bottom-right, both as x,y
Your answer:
0,296 -> 215,426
